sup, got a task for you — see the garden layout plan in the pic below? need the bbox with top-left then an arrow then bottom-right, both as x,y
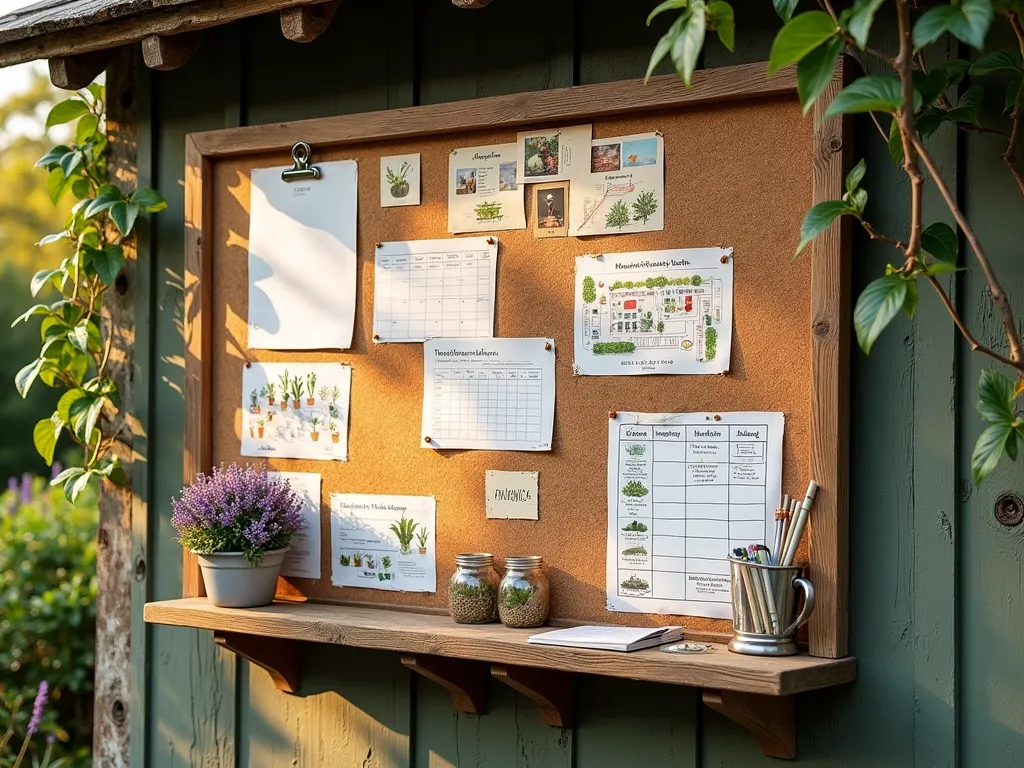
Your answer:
373,237 -> 497,343
247,160 -> 357,350
606,412 -> 784,619
421,338 -> 555,451
330,493 -> 436,592
569,132 -> 664,236
241,362 -> 351,461
448,143 -> 526,234
574,248 -> 733,376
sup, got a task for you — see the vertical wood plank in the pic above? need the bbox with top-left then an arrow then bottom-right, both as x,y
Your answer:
807,58 -> 852,659
146,30 -> 238,767
96,46 -> 136,768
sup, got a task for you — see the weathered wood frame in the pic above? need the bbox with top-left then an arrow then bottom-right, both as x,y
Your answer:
182,59 -> 851,657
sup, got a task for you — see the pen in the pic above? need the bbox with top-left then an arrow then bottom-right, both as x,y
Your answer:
781,480 -> 819,567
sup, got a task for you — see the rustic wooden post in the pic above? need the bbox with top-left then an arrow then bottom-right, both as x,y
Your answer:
93,47 -> 137,768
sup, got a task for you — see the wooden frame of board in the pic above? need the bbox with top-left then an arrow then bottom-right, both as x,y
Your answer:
182,59 -> 852,659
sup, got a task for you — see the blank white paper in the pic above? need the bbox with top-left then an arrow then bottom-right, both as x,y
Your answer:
248,160 -> 357,350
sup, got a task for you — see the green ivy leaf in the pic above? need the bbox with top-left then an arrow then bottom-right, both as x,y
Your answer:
971,48 -> 1023,75
12,304 -> 52,327
57,388 -> 90,423
33,414 -> 63,465
15,357 -> 45,398
669,1 -> 707,87
849,187 -> 868,212
854,274 -> 908,354
913,68 -> 951,107
83,184 -> 122,219
71,177 -> 91,199
796,36 -> 843,114
647,0 -> 688,25
848,0 -> 885,49
902,277 -> 919,319
768,11 -> 837,74
46,167 -> 69,205
51,466 -> 86,488
76,113 -> 99,145
46,99 -> 89,129
90,244 -> 125,285
888,118 -> 904,164
914,0 -> 993,50
109,201 -> 140,236
944,85 -> 983,123
65,351 -> 89,385
1005,72 -> 1024,114
707,1 -> 734,51
59,150 -> 83,177
795,200 -> 856,255
30,268 -> 62,297
69,393 -> 104,445
87,82 -> 105,101
645,21 -> 679,83
977,368 -> 1017,423
35,145 -> 71,168
972,422 -> 1016,483
68,323 -> 89,354
130,187 -> 168,213
826,76 -> 916,117
66,470 -> 94,503
773,0 -> 800,22
920,222 -> 958,265
846,158 -> 866,193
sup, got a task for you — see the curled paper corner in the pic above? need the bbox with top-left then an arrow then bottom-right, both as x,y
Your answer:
572,363 -> 582,376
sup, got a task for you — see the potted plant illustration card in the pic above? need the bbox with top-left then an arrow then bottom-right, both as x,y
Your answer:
380,153 -> 421,207
568,132 -> 665,236
448,143 -> 526,234
329,493 -> 436,592
241,362 -> 351,460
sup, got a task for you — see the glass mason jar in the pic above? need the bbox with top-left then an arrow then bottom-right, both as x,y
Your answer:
498,555 -> 550,628
448,553 -> 499,624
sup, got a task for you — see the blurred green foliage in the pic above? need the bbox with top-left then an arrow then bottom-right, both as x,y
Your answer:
0,476 -> 96,767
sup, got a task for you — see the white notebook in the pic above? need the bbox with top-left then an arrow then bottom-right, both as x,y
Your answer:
527,625 -> 683,652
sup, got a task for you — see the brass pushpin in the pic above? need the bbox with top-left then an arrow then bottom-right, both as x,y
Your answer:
486,237 -> 495,244
544,342 -> 552,351
609,410 -> 617,419
424,436 -> 432,443
373,334 -> 380,341
720,254 -> 729,264
375,242 -> 383,248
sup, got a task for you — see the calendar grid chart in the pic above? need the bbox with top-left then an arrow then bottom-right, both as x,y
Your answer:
430,368 -> 544,444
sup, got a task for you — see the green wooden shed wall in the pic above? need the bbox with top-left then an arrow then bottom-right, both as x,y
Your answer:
127,1 -> 1024,765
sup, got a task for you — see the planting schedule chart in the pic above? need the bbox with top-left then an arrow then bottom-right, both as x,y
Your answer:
422,338 -> 555,451
605,411 -> 784,619
373,237 -> 497,343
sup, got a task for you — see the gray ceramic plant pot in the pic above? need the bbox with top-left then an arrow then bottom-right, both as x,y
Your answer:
196,548 -> 289,608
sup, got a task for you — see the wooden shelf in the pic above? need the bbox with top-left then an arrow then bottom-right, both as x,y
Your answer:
144,598 -> 855,696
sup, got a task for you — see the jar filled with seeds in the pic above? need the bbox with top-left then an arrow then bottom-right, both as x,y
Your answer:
498,555 -> 550,628
449,553 -> 499,624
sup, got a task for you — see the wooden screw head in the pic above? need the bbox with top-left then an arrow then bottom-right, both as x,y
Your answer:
609,410 -> 617,419
544,342 -> 552,351
720,254 -> 729,264
713,414 -> 722,421
373,334 -> 380,340
424,436 -> 432,444
245,361 -> 252,368
487,237 -> 495,244
375,242 -> 383,248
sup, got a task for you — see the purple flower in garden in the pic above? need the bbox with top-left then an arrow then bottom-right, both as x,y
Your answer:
5,476 -> 17,512
20,473 -> 32,505
171,464 -> 305,565
50,461 -> 63,480
27,680 -> 48,735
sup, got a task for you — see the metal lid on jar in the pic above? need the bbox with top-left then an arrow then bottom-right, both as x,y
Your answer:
505,555 -> 543,570
455,553 -> 495,567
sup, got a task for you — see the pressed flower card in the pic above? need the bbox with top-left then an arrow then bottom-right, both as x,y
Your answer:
241,362 -> 351,461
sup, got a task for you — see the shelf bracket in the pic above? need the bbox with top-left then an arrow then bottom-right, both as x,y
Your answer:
702,689 -> 795,760
491,664 -> 572,728
213,631 -> 300,695
401,654 -> 488,714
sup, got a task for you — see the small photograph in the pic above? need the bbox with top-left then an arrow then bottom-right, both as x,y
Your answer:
621,137 -> 659,167
380,153 -> 421,207
455,168 -> 477,195
533,181 -> 569,239
523,133 -> 560,178
499,161 -> 518,191
591,143 -> 621,173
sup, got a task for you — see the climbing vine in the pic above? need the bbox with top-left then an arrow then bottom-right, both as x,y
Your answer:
13,83 -> 166,501
649,0 -> 1024,483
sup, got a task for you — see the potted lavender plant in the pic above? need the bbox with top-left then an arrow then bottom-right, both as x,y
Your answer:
171,464 -> 305,607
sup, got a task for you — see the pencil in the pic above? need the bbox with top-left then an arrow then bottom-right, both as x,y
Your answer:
747,546 -> 773,633
736,557 -> 766,633
781,480 -> 819,567
754,548 -> 780,633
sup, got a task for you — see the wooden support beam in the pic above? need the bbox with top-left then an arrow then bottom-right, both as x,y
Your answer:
280,1 -> 342,43
48,49 -> 112,90
401,654 -> 487,714
490,665 -> 572,727
141,32 -> 203,71
452,0 -> 494,7
702,689 -> 796,760
213,631 -> 300,694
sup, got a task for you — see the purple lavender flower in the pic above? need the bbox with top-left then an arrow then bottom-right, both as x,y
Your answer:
171,464 -> 305,566
50,461 -> 63,480
27,680 -> 48,735
19,473 -> 32,505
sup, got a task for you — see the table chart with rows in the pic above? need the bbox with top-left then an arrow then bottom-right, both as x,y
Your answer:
374,237 -> 497,343
606,412 -> 784,619
422,338 -> 556,452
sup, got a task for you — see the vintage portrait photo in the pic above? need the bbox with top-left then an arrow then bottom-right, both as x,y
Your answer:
532,181 -> 569,238
455,168 -> 477,194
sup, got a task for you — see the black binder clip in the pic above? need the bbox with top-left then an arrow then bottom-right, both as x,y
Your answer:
281,141 -> 321,181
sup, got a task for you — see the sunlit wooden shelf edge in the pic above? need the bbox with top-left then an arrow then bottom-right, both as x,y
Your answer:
143,598 -> 856,696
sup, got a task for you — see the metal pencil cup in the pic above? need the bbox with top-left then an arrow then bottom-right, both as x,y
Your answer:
727,557 -> 815,657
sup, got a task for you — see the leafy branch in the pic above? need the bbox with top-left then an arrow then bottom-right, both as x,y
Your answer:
12,84 -> 167,502
648,0 -> 1024,483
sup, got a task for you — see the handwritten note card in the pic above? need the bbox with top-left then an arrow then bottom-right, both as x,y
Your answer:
485,470 -> 539,520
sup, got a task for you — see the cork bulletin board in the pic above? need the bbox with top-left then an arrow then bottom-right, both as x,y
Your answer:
183,61 -> 851,657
